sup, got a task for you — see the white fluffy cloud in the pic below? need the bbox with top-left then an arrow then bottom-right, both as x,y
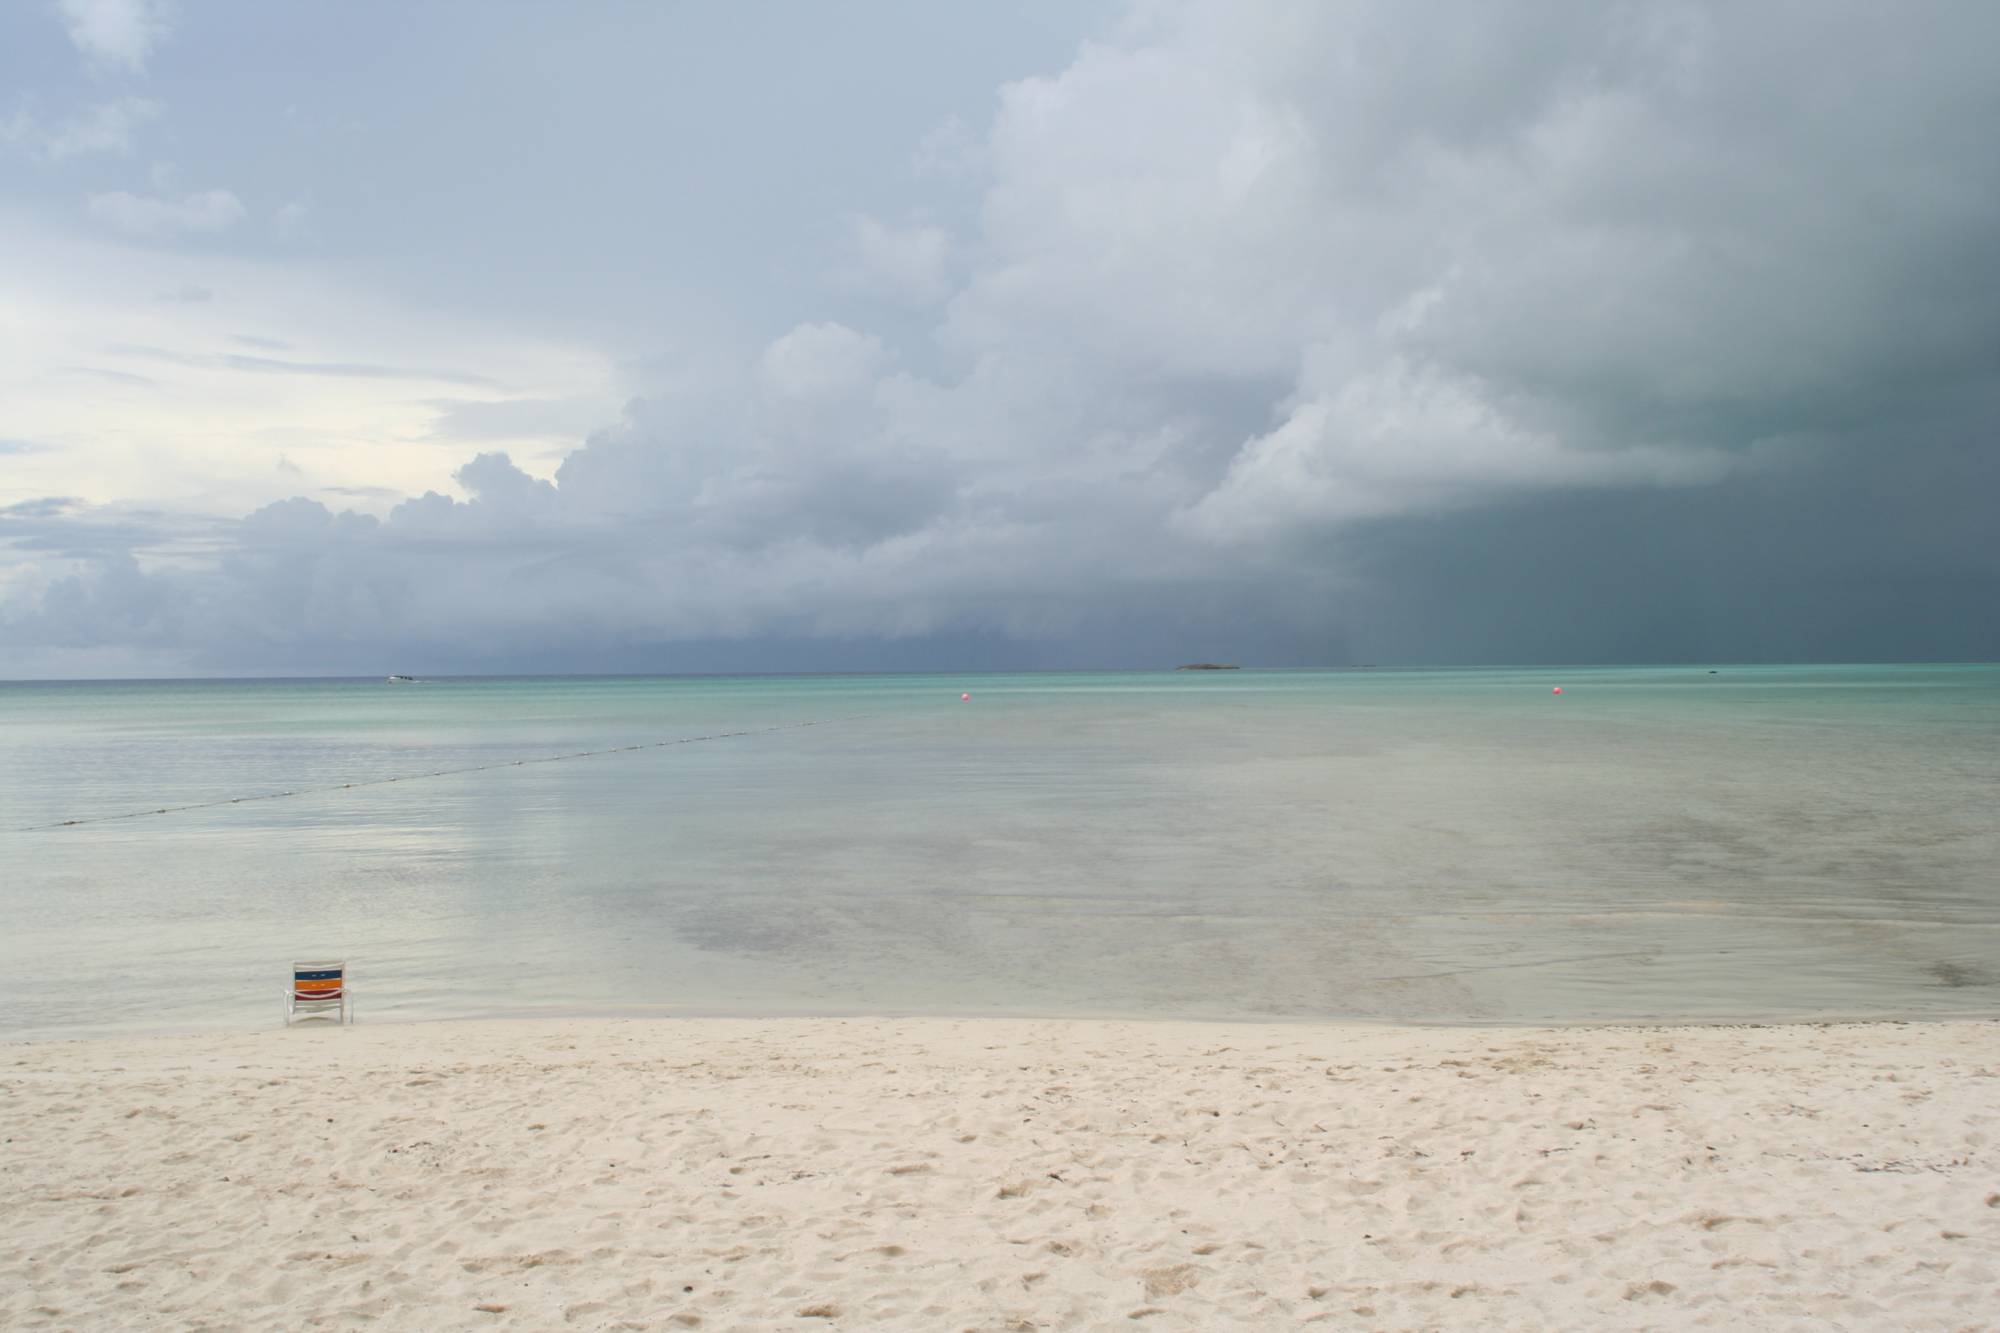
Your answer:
1180,356 -> 1735,540
56,0 -> 174,74
3,96 -> 160,158
757,322 -> 887,400
839,215 -> 953,306
87,186 -> 244,234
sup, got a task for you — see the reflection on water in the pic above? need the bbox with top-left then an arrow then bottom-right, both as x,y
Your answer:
2,665 -> 1997,1037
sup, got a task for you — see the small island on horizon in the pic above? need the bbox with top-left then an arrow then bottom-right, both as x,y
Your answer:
1175,663 -> 1240,670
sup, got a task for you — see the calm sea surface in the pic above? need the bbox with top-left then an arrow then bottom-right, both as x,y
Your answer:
2,666 -> 1996,1038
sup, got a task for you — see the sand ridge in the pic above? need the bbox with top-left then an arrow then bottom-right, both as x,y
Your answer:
2,1017 -> 1996,1329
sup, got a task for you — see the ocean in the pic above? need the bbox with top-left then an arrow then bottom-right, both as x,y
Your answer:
2,665 -> 1995,1038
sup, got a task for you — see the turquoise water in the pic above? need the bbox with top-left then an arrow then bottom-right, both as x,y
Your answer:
2,666 -> 1996,1038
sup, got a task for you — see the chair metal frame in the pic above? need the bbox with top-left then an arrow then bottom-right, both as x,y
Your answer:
285,959 -> 352,1026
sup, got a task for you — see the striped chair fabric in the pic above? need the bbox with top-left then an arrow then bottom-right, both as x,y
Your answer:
286,960 -> 350,1024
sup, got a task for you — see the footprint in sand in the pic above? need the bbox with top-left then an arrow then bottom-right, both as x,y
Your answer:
1139,1263 -> 1201,1299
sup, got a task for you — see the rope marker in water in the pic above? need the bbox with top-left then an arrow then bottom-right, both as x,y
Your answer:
22,715 -> 864,833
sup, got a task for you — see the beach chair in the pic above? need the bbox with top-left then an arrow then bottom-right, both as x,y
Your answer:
286,960 -> 351,1025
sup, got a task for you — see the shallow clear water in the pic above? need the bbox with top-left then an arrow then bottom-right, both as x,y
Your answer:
2,666 -> 1996,1038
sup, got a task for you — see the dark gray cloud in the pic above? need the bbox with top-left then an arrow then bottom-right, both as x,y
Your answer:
1,497 -> 85,519
0,498 -> 229,574
3,0 -> 1997,675
1333,400 -> 2000,665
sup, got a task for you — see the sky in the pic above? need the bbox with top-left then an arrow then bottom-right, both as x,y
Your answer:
2,0 -> 1996,676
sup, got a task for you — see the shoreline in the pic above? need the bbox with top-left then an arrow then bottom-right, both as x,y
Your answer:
15,997 -> 2000,1049
7,1015 -> 1996,1328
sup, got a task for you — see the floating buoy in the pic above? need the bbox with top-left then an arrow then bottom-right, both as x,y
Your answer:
1552,686 -> 1563,695
961,693 -> 971,701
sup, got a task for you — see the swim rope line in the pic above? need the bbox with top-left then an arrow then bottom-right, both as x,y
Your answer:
22,715 -> 865,833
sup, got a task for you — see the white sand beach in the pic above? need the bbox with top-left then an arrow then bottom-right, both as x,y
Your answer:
4,1017 -> 1996,1330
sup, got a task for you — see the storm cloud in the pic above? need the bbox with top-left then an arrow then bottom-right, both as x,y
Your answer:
2,1 -> 1996,675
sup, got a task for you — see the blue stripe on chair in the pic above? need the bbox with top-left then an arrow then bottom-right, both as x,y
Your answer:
295,969 -> 342,981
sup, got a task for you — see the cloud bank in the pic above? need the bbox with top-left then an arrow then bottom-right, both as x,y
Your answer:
4,0 -> 1998,674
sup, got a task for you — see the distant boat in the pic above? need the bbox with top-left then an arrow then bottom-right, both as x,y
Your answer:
386,674 -> 418,683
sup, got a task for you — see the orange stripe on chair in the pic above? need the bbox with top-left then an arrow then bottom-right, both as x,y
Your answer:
287,960 -> 351,1026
